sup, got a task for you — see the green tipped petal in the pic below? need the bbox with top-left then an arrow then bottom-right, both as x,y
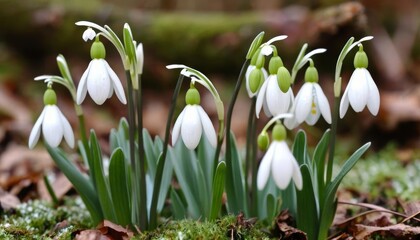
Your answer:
277,66 -> 291,93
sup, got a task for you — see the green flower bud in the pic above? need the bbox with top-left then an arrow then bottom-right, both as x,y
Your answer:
277,66 -> 291,93
304,62 -> 318,83
43,88 -> 57,105
255,54 -> 265,69
185,86 -> 200,105
258,132 -> 270,151
269,56 -> 284,75
249,68 -> 263,94
272,123 -> 286,141
90,40 -> 106,59
354,45 -> 368,68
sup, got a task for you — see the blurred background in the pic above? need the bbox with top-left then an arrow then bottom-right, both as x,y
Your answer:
0,0 -> 419,179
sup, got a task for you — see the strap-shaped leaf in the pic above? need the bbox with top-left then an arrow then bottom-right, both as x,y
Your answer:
89,131 -> 117,222
318,142 -> 370,240
109,148 -> 131,227
313,129 -> 331,201
198,137 -> 215,195
296,164 -> 319,240
292,130 -> 308,166
46,145 -> 103,225
170,188 -> 187,220
209,161 -> 226,221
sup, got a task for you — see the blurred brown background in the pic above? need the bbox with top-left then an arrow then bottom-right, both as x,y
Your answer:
0,0 -> 419,155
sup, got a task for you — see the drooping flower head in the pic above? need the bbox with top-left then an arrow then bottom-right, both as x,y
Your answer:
257,122 -> 302,190
76,37 -> 127,105
245,48 -> 268,98
28,88 -> 74,149
172,82 -> 217,150
340,44 -> 380,118
256,46 -> 294,118
285,60 -> 331,129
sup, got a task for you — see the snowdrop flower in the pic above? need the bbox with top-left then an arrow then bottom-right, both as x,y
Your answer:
172,85 -> 217,150
28,89 -> 74,149
256,55 -> 294,118
285,60 -> 331,129
77,38 -> 127,105
82,27 -> 96,42
340,44 -> 379,118
245,49 -> 268,98
136,43 -> 144,74
257,123 -> 302,190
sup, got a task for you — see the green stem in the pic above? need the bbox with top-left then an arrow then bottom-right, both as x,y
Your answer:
135,75 -> 148,230
43,175 -> 59,206
75,105 -> 88,149
125,70 -> 140,228
212,129 -> 223,180
326,96 -> 339,183
245,97 -> 257,216
149,74 -> 184,229
225,59 -> 250,214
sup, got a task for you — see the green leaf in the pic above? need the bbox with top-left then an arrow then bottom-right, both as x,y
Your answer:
46,145 -> 103,225
313,129 -> 331,201
209,161 -> 226,221
109,148 -> 131,227
296,164 -> 319,240
246,31 -> 265,59
292,130 -> 308,166
143,128 -> 158,179
123,24 -> 136,64
198,137 -> 215,195
318,142 -> 370,240
170,188 -> 186,220
225,132 -> 248,216
89,131 -> 116,222
56,54 -> 73,84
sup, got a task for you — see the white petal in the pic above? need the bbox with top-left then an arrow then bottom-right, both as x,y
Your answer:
172,107 -> 186,146
314,83 -> 331,124
255,79 -> 268,118
348,69 -> 368,112
87,59 -> 112,105
181,105 -> 202,149
104,60 -> 127,104
42,106 -> 64,147
257,142 -> 276,190
136,43 -> 144,74
305,99 -> 321,126
339,83 -> 350,119
365,70 -> 380,116
76,61 -> 93,104
295,83 -> 313,123
266,75 -> 290,116
82,28 -> 96,41
291,159 -> 303,190
265,35 -> 287,45
197,106 -> 217,148
58,109 -> 74,148
271,141 -> 293,189
28,108 -> 47,149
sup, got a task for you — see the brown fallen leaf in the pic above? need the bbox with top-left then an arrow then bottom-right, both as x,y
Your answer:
272,210 -> 307,240
37,172 -> 73,201
97,220 -> 134,240
353,223 -> 420,240
0,189 -> 20,210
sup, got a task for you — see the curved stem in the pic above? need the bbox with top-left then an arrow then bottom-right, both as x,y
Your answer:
149,74 -> 184,229
245,97 -> 257,216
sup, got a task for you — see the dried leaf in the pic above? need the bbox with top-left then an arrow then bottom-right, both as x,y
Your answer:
97,220 -> 134,240
353,223 -> 420,240
273,210 -> 307,240
0,189 -> 20,210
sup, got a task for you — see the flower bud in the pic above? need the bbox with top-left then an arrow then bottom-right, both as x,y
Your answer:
354,45 -> 368,68
185,86 -> 200,105
249,68 -> 263,94
272,123 -> 286,141
258,132 -> 270,151
277,66 -> 291,93
90,40 -> 106,59
43,88 -> 57,105
304,61 -> 318,83
268,56 -> 283,75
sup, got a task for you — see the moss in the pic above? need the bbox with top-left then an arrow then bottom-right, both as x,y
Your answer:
0,197 -> 91,240
136,215 -> 271,239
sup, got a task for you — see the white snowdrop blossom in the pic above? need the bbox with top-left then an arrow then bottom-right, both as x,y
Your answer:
77,59 -> 127,105
82,28 -> 96,42
257,124 -> 302,190
77,38 -> 126,105
28,105 -> 74,149
256,74 -> 294,118
136,43 -> 144,74
172,87 -> 217,150
340,45 -> 379,118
